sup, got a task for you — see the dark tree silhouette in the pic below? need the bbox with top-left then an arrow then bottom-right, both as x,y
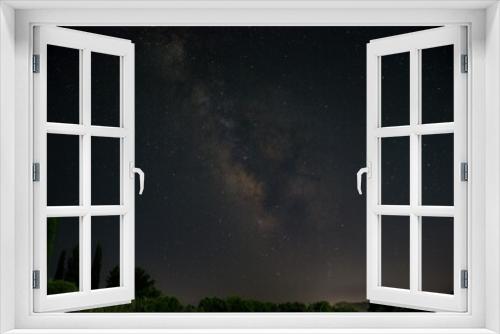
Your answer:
332,301 -> 364,312
91,243 -> 103,289
46,218 -> 59,259
225,296 -> 248,312
54,250 -> 66,280
278,302 -> 307,312
146,296 -> 184,312
184,304 -> 197,312
85,267 -> 418,313
47,280 -> 78,295
105,266 -> 161,298
65,246 -> 79,288
106,266 -> 120,288
135,267 -> 161,298
198,297 -> 228,312
308,301 -> 333,312
224,297 -> 279,312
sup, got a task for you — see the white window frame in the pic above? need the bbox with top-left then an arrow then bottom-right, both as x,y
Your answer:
32,26 -> 136,312
1,1 -> 499,333
365,26 -> 468,312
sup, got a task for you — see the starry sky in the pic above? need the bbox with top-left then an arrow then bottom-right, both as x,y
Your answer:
47,26 -> 455,305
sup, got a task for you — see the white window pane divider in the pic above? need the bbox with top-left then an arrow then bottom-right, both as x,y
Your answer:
46,205 -> 127,218
409,47 -> 420,294
374,122 -> 455,138
373,205 -> 455,217
45,122 -> 129,138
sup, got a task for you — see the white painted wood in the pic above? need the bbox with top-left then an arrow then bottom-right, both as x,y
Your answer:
7,4 -> 489,333
366,26 -> 468,312
485,4 -> 500,333
81,45 -> 92,299
32,26 -> 135,312
368,26 -> 465,57
373,205 -> 455,217
409,48 -> 420,295
45,123 -> 129,138
453,24 -> 469,316
374,122 -> 455,137
3,0 -> 497,10
36,26 -> 132,56
121,40 -> 135,301
45,206 -> 127,218
1,329 -> 498,334
0,3 -> 16,333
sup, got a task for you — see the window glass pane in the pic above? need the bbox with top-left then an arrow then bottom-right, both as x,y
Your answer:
421,134 -> 454,206
47,134 -> 80,206
47,217 -> 79,295
421,217 -> 454,294
381,215 -> 410,289
47,45 -> 80,124
381,136 -> 410,205
91,216 -> 121,289
421,45 -> 454,124
91,137 -> 121,205
381,52 -> 410,127
91,52 -> 121,127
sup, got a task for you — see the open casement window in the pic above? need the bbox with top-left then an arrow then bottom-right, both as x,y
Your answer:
363,26 -> 468,312
33,26 -> 140,312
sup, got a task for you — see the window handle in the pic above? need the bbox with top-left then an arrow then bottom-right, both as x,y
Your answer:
357,163 -> 371,195
130,162 -> 145,195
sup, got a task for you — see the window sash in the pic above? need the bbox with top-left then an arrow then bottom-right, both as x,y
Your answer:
32,26 -> 136,313
366,26 -> 468,312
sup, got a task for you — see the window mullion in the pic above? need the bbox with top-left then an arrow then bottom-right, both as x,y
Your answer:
409,48 -> 421,293
81,48 -> 92,293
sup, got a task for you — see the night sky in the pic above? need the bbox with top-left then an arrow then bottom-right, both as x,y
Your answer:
47,26 -> 455,306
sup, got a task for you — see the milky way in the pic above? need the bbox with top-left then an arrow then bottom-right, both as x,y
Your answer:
48,26 -> 454,305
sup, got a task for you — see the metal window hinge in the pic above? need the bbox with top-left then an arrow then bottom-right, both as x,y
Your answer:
461,54 -> 468,73
461,269 -> 468,289
461,162 -> 468,182
32,270 -> 40,289
32,54 -> 40,73
32,162 -> 40,182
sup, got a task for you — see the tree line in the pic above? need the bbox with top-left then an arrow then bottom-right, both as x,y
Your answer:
47,218 -> 415,312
